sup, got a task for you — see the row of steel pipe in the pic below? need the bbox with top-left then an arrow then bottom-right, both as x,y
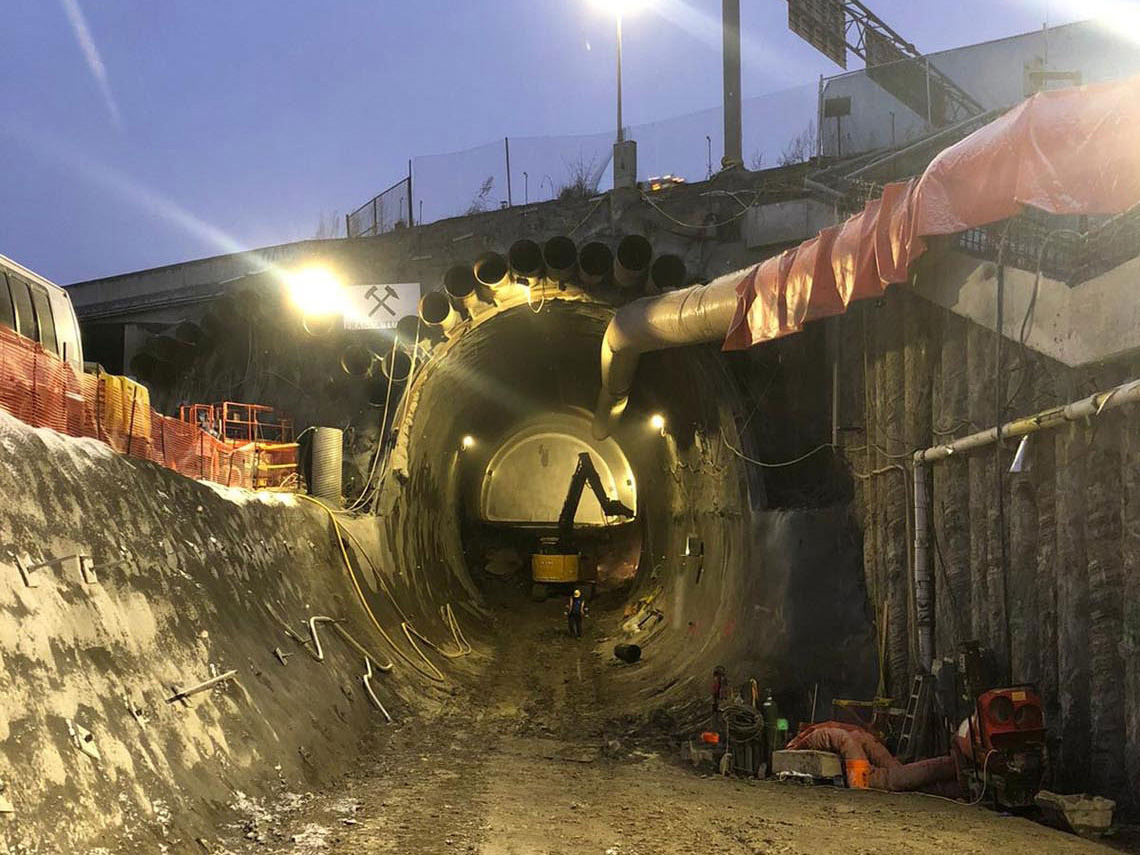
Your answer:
418,235 -> 688,339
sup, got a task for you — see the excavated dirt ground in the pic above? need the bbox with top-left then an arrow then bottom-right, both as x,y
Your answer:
213,591 -> 1131,855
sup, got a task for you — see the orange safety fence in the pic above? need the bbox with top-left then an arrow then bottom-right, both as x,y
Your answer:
0,324 -> 296,490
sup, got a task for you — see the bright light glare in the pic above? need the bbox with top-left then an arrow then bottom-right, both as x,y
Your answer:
649,413 -> 666,431
287,267 -> 343,317
461,435 -> 476,450
1012,0 -> 1140,47
588,0 -> 646,15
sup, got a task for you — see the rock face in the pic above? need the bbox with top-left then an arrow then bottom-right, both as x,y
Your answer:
0,411 -> 475,853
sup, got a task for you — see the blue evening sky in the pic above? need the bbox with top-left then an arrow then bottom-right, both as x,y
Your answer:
1,1 -> 1076,283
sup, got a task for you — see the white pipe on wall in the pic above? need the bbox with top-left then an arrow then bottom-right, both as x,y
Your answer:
912,377 -> 1140,671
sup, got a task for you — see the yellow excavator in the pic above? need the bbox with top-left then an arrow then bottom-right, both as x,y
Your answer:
531,451 -> 635,599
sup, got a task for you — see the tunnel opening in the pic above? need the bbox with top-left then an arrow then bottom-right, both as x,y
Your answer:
389,295 -> 877,726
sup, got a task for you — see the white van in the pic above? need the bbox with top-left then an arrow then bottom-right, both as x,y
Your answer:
0,254 -> 84,371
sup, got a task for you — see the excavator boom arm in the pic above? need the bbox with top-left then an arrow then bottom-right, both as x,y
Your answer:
557,452 -> 634,542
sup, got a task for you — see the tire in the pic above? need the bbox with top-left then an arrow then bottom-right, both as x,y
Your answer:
530,583 -> 548,602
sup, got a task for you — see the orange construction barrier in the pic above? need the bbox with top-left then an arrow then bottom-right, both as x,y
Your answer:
0,325 -> 295,491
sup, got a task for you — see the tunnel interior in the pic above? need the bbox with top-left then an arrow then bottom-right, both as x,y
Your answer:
385,295 -> 877,720
402,301 -> 649,598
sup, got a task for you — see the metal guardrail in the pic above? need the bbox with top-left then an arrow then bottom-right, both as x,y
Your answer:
955,206 -> 1140,286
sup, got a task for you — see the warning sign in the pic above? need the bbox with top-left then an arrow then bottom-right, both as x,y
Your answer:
342,283 -> 421,330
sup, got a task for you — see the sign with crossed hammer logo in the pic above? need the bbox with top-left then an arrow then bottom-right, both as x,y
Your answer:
343,283 -> 421,330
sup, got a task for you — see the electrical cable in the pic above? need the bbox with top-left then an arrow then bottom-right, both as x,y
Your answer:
343,337 -> 399,513
719,427 -> 833,468
296,494 -> 447,682
994,226 -> 1013,683
1003,227 -> 1082,411
311,500 -> 474,662
527,279 -> 547,314
864,748 -> 992,807
930,518 -> 970,645
638,189 -> 756,230
965,750 -> 996,806
567,195 -> 607,237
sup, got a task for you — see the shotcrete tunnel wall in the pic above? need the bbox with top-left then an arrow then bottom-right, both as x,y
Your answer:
390,298 -> 877,718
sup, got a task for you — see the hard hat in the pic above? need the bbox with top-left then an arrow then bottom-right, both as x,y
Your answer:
573,589 -> 581,597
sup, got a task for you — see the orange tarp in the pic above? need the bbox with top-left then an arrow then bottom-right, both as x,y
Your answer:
724,75 -> 1140,350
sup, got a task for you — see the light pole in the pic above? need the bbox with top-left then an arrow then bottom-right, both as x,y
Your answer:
591,0 -> 642,188
615,11 -> 624,144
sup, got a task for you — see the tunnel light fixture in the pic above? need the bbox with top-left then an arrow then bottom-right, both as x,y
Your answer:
286,266 -> 344,317
1009,434 -> 1030,473
461,435 -> 476,450
649,413 -> 666,434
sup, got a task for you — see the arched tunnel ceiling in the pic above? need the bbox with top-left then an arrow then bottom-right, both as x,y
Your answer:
479,411 -> 637,524
407,300 -> 614,456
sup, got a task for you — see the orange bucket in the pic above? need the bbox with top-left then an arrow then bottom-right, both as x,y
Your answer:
844,758 -> 871,789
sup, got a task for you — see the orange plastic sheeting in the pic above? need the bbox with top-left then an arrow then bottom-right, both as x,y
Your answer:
725,74 -> 1140,350
0,325 -> 295,490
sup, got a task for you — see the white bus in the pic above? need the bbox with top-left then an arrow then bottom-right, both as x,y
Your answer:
0,254 -> 83,371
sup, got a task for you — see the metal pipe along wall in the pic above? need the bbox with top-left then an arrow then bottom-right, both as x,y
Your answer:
911,377 -> 1140,670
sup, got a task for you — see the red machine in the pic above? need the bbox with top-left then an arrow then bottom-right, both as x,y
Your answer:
953,686 -> 1046,808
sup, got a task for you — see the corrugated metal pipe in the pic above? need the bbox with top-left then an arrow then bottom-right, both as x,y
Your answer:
912,377 -> 1140,672
310,427 -> 344,504
591,268 -> 743,439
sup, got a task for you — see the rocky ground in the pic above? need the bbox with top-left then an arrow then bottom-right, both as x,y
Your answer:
211,591 -> 1133,855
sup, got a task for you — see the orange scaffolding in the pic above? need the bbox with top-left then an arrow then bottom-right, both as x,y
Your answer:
177,402 -> 298,489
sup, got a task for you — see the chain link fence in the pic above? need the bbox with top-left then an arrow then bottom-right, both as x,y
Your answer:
346,175 -> 413,238
346,83 -> 817,235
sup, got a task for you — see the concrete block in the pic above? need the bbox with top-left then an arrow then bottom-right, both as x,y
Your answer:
771,749 -> 843,779
1035,790 -> 1115,838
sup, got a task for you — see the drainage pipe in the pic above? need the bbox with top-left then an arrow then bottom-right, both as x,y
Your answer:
648,254 -> 687,292
613,234 -> 653,290
579,242 -> 613,287
592,270 -> 743,439
543,236 -> 578,284
418,290 -> 461,337
444,264 -> 490,317
911,377 -> 1140,671
380,349 -> 413,383
473,251 -> 511,293
508,239 -> 545,287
